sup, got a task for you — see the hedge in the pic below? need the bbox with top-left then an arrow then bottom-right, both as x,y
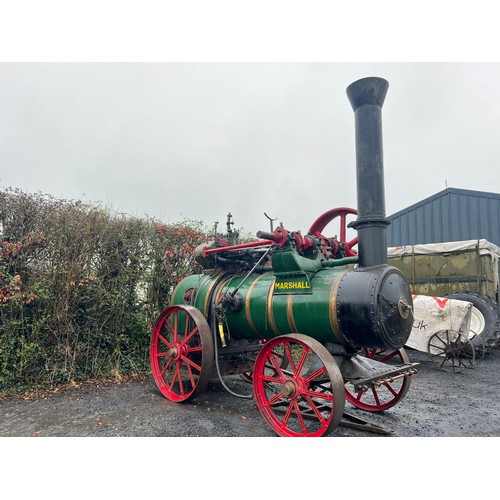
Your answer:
0,188 -> 206,393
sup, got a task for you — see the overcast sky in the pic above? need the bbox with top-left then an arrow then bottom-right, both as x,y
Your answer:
1,62 -> 499,239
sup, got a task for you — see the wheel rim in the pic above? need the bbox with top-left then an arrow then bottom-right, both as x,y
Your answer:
468,332 -> 486,363
427,330 -> 476,373
444,291 -> 500,350
469,306 -> 486,337
308,207 -> 358,256
467,308 -> 487,359
252,334 -> 345,437
150,305 -> 214,402
344,348 -> 412,412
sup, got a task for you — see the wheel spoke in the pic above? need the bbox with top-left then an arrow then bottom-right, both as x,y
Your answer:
160,357 -> 174,376
164,316 -> 176,339
346,236 -> 358,248
356,388 -> 366,402
281,400 -> 295,426
383,382 -> 399,398
302,388 -> 333,402
289,400 -> 307,434
379,350 -> 399,363
283,342 -> 297,374
184,361 -> 197,389
432,336 -> 448,348
168,364 -> 181,392
157,331 -> 173,349
262,374 -> 286,384
175,310 -> 181,342
267,391 -> 286,406
338,213 -> 346,241
295,346 -> 309,375
268,351 -> 288,378
181,325 -> 199,346
156,350 -> 171,357
180,354 -> 202,373
176,366 -> 186,397
306,366 -> 327,383
370,386 -> 381,407
303,395 -> 329,425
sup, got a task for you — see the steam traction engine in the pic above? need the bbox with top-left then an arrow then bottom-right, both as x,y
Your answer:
150,77 -> 418,437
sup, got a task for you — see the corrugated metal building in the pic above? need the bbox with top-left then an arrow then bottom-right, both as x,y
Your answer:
387,188 -> 500,247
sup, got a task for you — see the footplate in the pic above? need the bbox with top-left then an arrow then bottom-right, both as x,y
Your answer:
338,353 -> 419,392
352,365 -> 418,392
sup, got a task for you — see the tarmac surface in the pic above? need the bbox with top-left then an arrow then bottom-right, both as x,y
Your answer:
2,346 -> 498,500
1,346 -> 499,438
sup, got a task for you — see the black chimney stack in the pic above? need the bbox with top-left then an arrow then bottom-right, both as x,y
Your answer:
346,77 -> 390,268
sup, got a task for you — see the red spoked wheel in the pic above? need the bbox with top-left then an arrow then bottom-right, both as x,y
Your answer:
308,207 -> 358,256
150,305 -> 214,402
253,334 -> 345,437
344,348 -> 412,412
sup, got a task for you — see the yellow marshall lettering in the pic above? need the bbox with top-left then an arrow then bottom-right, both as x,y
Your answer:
275,280 -> 311,290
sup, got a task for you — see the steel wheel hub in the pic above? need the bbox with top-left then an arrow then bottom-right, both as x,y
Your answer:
167,343 -> 187,361
280,377 -> 308,400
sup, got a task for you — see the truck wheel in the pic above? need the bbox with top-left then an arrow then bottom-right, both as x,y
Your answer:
444,292 -> 500,350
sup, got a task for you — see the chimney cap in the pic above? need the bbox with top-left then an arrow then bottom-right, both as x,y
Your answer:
346,77 -> 389,111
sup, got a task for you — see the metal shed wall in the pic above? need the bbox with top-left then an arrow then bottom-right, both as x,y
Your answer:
387,188 -> 500,247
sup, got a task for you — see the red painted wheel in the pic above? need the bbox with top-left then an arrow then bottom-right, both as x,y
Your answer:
253,334 -> 345,437
308,207 -> 358,256
150,305 -> 214,402
344,348 -> 412,412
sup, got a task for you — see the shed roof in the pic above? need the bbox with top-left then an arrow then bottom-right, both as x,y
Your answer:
387,187 -> 500,247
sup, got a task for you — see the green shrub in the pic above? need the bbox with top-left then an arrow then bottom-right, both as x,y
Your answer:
0,188 -> 206,392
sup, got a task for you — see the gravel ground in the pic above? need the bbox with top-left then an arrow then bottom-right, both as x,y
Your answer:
2,346 -> 498,499
1,347 -> 499,438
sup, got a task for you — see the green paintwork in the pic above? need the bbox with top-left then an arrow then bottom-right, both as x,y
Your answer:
170,267 -> 348,345
271,249 -> 324,273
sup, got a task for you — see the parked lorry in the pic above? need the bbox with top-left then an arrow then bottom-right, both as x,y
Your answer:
387,239 -> 500,350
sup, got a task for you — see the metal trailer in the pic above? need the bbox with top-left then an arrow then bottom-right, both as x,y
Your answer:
387,240 -> 500,351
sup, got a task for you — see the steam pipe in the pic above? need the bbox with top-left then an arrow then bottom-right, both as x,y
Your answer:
346,77 -> 390,268
204,239 -> 273,255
